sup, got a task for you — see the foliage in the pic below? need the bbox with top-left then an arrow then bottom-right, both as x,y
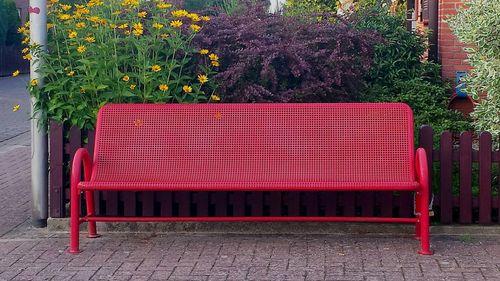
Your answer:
0,0 -> 22,46
194,7 -> 381,103
183,0 -> 240,15
352,5 -> 472,139
284,0 -> 339,16
26,0 -> 217,129
447,0 -> 500,146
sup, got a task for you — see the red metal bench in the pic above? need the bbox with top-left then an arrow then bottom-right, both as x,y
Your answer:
69,103 -> 432,254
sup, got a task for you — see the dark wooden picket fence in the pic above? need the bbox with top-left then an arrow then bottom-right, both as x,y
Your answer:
49,123 -> 500,224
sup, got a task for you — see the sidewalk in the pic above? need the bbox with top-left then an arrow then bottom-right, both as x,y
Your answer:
1,77 -> 500,280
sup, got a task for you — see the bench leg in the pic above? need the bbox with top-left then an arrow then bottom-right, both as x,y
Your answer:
69,184 -> 80,254
418,188 -> 432,255
85,191 -> 99,238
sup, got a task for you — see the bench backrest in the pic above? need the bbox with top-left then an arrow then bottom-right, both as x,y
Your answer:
92,103 -> 415,183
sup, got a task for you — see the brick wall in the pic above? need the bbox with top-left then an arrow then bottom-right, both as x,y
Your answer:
438,0 -> 471,82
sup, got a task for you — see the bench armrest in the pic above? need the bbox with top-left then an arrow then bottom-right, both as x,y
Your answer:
415,148 -> 429,186
71,148 -> 92,185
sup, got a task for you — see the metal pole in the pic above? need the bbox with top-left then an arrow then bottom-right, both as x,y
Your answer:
30,0 -> 48,228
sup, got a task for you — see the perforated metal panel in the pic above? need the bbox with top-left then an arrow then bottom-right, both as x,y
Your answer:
82,103 -> 417,191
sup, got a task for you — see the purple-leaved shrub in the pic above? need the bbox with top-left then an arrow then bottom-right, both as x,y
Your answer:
195,7 -> 381,102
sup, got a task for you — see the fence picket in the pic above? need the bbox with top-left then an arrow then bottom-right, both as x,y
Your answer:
194,192 -> 209,216
459,132 -> 473,223
378,192 -> 393,217
49,122 -> 64,218
269,193 -> 282,216
479,132 -> 492,224
286,192 -> 300,216
439,132 -> 453,224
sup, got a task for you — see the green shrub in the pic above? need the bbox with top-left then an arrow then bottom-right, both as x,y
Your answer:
353,6 -> 472,140
0,0 -> 22,46
447,0 -> 500,147
27,0 -> 217,129
284,0 -> 340,16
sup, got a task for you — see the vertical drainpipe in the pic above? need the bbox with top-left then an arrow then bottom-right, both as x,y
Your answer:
428,0 -> 439,62
30,0 -> 48,228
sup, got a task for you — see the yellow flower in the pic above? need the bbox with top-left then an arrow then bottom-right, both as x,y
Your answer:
21,48 -> 29,54
197,74 -> 208,84
68,31 -> 77,39
31,79 -> 38,86
88,16 -> 100,23
187,13 -> 201,22
159,84 -> 169,92
121,0 -> 139,7
12,104 -> 20,112
67,70 -> 75,76
160,33 -> 169,39
12,70 -> 20,77
171,9 -> 188,17
87,0 -> 103,7
133,28 -> 143,36
133,22 -> 143,36
130,84 -> 136,90
47,23 -> 55,29
152,22 -> 164,30
151,65 -> 161,72
23,54 -> 32,60
61,4 -> 72,11
74,7 -> 90,18
201,16 -> 211,21
75,22 -> 86,29
211,60 -> 220,67
124,30 -> 131,35
112,11 -> 121,15
209,53 -> 219,61
157,3 -> 172,9
118,23 -> 128,29
77,45 -> 86,53
199,49 -> 209,55
190,24 -> 201,32
58,14 -> 71,21
17,27 -> 27,34
109,24 -> 117,29
211,94 -> 221,101
122,75 -> 130,82
80,87 -> 86,94
170,20 -> 183,28
85,36 -> 95,43
137,11 -> 147,18
183,85 -> 192,93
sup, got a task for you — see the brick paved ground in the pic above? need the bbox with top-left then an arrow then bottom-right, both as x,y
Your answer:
2,77 -> 500,280
0,75 -> 31,143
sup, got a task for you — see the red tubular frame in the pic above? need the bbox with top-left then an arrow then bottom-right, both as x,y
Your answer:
415,148 -> 432,255
69,104 -> 432,255
69,148 -> 95,254
81,217 -> 418,223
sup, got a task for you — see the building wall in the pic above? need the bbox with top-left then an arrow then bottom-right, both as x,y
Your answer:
437,0 -> 471,83
437,0 -> 474,114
